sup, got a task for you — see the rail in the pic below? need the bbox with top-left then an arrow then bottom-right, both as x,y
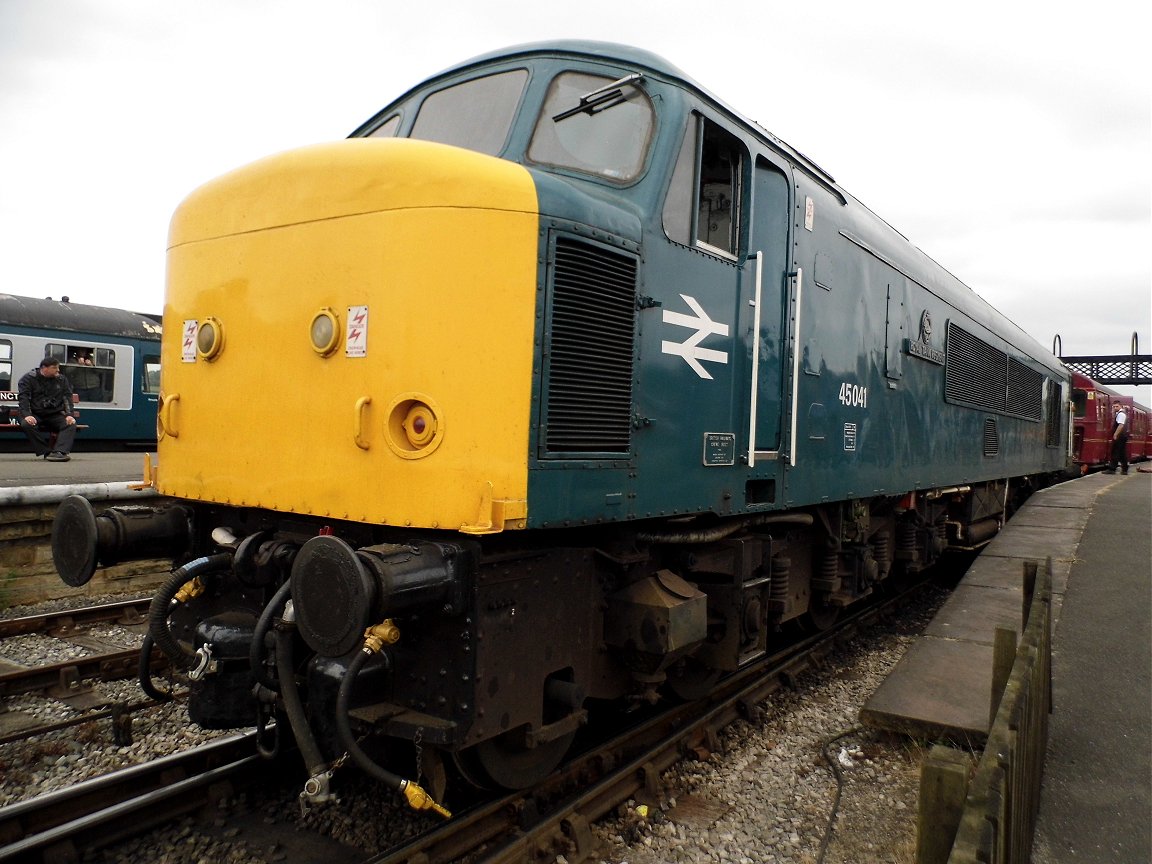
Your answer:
916,558 -> 1052,864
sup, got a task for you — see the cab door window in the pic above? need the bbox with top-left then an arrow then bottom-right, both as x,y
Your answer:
663,114 -> 744,257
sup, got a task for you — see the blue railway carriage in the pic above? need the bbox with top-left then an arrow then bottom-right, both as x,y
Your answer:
51,42 -> 1070,812
1,294 -> 161,446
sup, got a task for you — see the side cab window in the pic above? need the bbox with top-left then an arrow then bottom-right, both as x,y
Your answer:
662,113 -> 745,257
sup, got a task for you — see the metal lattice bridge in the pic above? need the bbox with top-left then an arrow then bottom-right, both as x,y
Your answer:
1053,333 -> 1151,386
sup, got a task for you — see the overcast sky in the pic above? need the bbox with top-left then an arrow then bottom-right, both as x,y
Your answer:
2,0 -> 1148,402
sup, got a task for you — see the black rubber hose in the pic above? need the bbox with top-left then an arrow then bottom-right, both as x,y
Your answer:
336,648 -> 405,791
250,580 -> 293,692
147,553 -> 233,669
137,633 -> 173,703
273,628 -> 328,778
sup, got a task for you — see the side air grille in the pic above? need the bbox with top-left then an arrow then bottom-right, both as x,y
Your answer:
945,323 -> 1042,421
1006,359 -> 1043,421
983,418 -> 999,457
543,236 -> 637,455
1045,379 -> 1061,446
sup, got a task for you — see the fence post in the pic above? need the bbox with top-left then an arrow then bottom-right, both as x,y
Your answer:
990,627 -> 1017,727
1022,560 -> 1038,628
916,745 -> 971,864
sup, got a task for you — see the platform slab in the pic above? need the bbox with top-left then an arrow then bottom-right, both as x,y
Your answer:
859,472 -> 1128,744
859,636 -> 993,744
924,583 -> 1026,645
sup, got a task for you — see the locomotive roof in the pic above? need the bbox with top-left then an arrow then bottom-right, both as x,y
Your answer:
0,293 -> 162,340
365,40 -> 1063,377
394,40 -> 831,184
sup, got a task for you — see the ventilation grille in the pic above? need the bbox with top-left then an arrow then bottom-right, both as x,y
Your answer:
945,323 -> 1042,421
543,237 -> 637,455
984,418 -> 1000,457
1045,379 -> 1062,446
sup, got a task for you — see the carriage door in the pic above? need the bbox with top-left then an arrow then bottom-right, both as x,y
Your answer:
746,157 -> 791,466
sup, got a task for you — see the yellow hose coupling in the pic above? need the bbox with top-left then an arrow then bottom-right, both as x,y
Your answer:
362,619 -> 401,654
174,576 -> 206,604
400,779 -> 451,819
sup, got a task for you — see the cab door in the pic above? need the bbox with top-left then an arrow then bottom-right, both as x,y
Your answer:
745,157 -> 791,468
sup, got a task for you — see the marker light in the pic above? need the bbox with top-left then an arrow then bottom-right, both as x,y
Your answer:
196,317 -> 224,360
310,309 -> 340,356
403,404 -> 437,448
386,394 -> 444,459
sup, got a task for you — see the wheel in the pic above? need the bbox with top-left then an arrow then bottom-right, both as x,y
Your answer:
665,656 -> 723,701
417,746 -> 450,803
801,597 -> 840,632
454,727 -> 576,790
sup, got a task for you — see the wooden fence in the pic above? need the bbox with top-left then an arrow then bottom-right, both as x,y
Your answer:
917,557 -> 1053,864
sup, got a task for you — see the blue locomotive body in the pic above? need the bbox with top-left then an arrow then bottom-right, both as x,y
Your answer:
355,43 -> 1067,528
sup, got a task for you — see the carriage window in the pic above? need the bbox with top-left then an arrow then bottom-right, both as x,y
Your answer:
528,71 -> 654,182
1071,388 -> 1087,418
662,114 -> 744,257
143,356 -> 161,394
409,69 -> 528,156
46,342 -> 66,360
0,339 -> 11,392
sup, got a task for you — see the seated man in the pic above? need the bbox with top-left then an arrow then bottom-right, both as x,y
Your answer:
17,357 -> 78,462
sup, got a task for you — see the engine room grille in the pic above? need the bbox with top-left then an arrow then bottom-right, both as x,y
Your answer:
945,323 -> 1042,421
543,236 -> 637,455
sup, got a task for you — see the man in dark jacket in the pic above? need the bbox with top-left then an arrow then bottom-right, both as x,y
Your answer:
18,357 -> 77,461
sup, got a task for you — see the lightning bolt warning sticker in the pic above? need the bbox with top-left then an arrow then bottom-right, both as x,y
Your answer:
346,305 -> 368,357
182,320 -> 198,363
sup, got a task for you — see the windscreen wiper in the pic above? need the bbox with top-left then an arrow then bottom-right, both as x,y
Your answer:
553,72 -> 644,122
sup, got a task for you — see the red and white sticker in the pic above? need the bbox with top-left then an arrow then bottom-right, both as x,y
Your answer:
182,320 -> 198,363
346,306 -> 368,357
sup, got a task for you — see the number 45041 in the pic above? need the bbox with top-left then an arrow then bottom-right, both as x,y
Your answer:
838,382 -> 868,408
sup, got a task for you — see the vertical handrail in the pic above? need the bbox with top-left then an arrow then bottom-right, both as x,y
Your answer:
747,251 -> 764,467
788,268 -> 803,467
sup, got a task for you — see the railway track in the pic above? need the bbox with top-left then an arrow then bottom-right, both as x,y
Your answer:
0,733 -> 258,864
0,597 -> 174,745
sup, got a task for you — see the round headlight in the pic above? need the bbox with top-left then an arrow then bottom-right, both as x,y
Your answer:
197,317 -> 224,360
310,309 -> 340,356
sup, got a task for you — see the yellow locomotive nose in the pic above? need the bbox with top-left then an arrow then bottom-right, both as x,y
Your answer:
159,138 -> 539,532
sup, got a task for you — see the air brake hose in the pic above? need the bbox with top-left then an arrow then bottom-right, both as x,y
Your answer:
146,553 -> 233,670
250,580 -> 293,692
273,627 -> 328,781
137,633 -> 173,703
335,636 -> 452,818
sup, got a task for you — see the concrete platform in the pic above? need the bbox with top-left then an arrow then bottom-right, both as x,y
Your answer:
859,471 -> 1132,744
0,450 -> 153,489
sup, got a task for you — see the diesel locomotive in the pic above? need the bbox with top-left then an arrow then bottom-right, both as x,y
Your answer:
52,42 -> 1071,815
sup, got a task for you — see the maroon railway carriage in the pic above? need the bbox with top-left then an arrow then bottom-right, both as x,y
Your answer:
1070,371 -> 1150,471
